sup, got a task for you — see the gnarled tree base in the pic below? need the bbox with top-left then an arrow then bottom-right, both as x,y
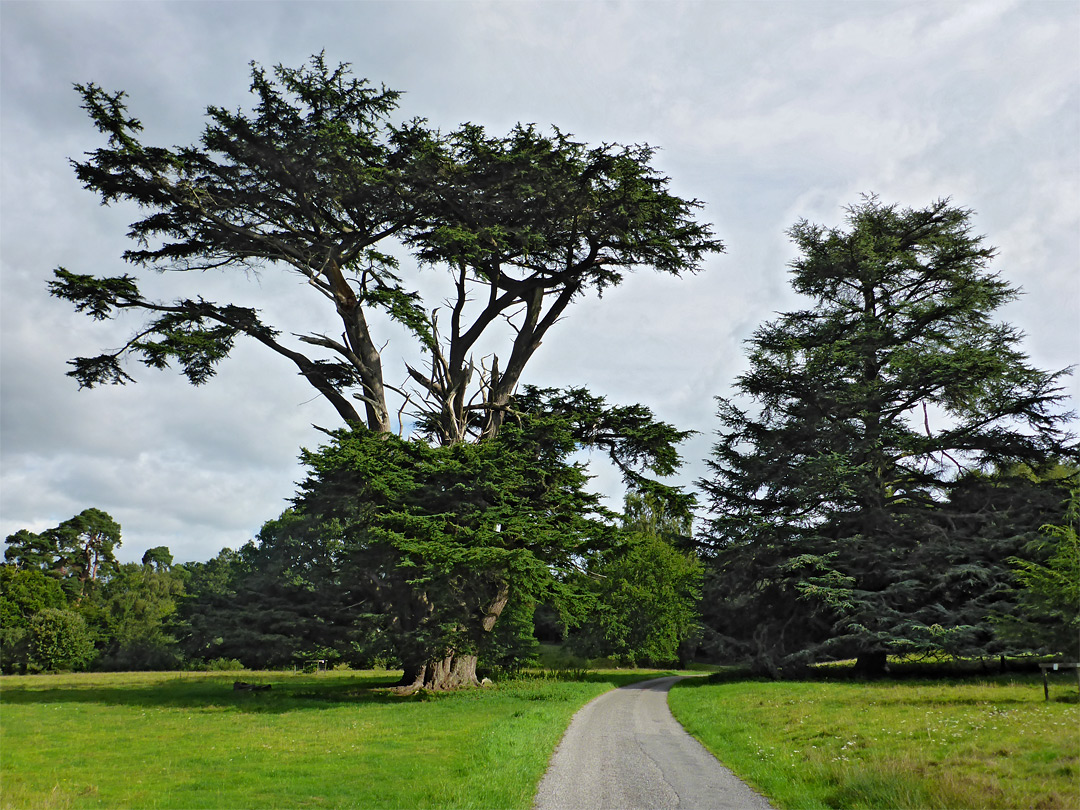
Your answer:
396,653 -> 480,692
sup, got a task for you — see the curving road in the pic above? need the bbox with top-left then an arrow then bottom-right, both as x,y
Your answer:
533,676 -> 774,810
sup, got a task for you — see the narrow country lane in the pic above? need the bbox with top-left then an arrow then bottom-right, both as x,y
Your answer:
533,676 -> 775,810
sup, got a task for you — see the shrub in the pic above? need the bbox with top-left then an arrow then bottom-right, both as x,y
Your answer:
27,608 -> 94,671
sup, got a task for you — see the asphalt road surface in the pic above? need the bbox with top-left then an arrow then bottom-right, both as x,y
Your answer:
533,676 -> 775,810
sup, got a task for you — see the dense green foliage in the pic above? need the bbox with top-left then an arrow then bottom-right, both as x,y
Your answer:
295,418 -> 606,684
699,197 -> 1077,674
95,562 -> 186,670
24,608 -> 95,672
176,533 -> 333,670
999,489 -> 1080,658
572,493 -> 703,666
0,567 -> 67,626
0,567 -> 67,671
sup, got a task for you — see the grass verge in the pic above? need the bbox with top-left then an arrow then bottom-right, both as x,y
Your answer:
1,668 -> 671,810
668,674 -> 1080,810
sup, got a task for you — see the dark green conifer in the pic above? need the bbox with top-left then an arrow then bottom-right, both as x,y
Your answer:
700,197 -> 1076,674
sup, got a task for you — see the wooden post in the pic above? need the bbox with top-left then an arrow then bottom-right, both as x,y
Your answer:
1039,663 -> 1080,701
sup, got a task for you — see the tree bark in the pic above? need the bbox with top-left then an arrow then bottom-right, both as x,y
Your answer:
396,582 -> 510,691
397,652 -> 480,691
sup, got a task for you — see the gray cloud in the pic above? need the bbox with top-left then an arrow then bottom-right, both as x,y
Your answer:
2,1 -> 1076,564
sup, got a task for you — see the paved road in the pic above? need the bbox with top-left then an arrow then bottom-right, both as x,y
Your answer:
533,676 -> 774,810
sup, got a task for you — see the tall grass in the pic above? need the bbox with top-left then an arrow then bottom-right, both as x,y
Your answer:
0,668 -> 669,810
668,675 -> 1080,810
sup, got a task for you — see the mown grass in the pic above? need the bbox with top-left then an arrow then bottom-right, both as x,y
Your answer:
668,673 -> 1080,810
0,667 -> 672,810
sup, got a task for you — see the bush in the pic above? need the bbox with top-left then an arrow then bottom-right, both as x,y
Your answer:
27,609 -> 94,672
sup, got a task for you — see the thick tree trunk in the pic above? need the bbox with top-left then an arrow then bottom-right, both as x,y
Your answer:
396,583 -> 510,692
397,652 -> 480,691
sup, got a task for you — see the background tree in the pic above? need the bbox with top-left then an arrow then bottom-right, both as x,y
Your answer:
4,509 -> 121,601
871,463 -> 1077,664
95,559 -> 186,671
178,519 -> 351,669
2,530 -> 55,573
141,546 -> 174,572
176,548 -> 248,666
0,567 -> 68,673
997,486 -> 1080,658
26,608 -> 94,672
699,196 -> 1076,675
572,492 -> 702,667
49,509 -> 122,599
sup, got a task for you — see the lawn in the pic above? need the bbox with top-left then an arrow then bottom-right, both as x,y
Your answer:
0,668 -> 669,810
668,672 -> 1080,810
6,666 -> 1077,810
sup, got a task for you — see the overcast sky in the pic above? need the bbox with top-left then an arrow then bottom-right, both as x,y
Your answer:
2,0 -> 1077,565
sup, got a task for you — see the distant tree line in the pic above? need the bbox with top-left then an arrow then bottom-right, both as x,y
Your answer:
2,510 -> 183,673
7,57 -> 1074,682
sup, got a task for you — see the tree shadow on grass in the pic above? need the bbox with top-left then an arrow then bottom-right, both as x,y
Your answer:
0,673 -> 434,713
0,669 -> 676,713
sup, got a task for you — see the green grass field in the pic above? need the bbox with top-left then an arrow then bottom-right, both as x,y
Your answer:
668,673 -> 1080,810
0,668 -> 670,810
4,667 -> 1078,809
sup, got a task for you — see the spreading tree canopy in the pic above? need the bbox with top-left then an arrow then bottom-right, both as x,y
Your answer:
699,196 -> 1076,675
51,55 -> 722,440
